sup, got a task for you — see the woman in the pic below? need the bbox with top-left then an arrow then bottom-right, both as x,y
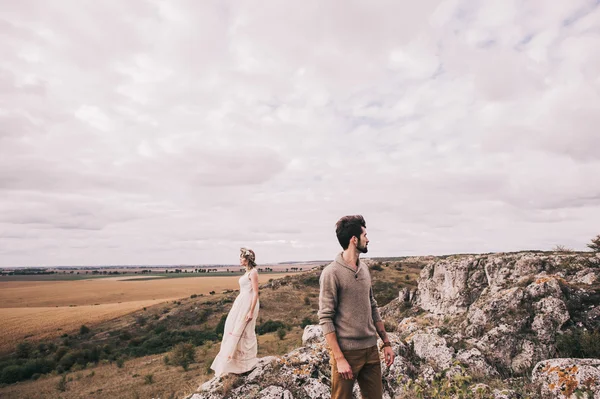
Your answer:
210,247 -> 260,378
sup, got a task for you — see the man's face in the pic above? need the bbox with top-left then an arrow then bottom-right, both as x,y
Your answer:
356,227 -> 369,254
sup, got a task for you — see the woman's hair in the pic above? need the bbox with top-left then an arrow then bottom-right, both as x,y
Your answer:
240,247 -> 257,269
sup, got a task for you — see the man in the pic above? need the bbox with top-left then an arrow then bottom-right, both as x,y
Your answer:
318,215 -> 395,399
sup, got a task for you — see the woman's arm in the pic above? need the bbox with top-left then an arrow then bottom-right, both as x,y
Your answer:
246,269 -> 259,321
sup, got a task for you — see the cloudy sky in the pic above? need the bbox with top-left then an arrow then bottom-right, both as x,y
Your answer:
1,0 -> 599,267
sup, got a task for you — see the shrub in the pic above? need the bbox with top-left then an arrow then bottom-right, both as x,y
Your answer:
23,358 -> 56,379
79,325 -> 90,335
301,317 -> 315,328
277,328 -> 286,340
556,329 -> 600,358
370,263 -> 383,271
553,245 -> 573,253
215,315 -> 227,335
57,375 -> 67,392
257,320 -> 286,335
16,341 -> 33,359
301,275 -> 320,287
116,357 -> 125,368
303,296 -> 311,305
171,343 -> 195,371
144,374 -> 154,384
1,365 -> 25,384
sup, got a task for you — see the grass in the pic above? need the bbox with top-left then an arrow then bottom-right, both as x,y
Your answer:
0,260 -> 426,399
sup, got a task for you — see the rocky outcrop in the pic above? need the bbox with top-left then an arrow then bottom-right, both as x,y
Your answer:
189,252 -> 599,399
189,328 -> 409,399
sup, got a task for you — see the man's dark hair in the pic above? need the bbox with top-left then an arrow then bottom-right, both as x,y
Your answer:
335,215 -> 366,250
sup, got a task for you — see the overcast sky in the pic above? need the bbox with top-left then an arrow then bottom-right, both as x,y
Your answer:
1,0 -> 599,267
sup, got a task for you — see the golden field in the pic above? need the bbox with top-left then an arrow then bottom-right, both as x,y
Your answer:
0,273 -> 289,353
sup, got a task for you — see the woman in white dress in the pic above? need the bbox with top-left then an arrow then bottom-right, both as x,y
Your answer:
210,247 -> 260,378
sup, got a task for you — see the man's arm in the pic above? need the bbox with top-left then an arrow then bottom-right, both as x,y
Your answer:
318,269 -> 353,380
324,331 -> 353,380
371,287 -> 395,367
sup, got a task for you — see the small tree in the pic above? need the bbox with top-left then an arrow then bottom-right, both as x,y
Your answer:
172,343 -> 195,371
277,327 -> 286,340
588,235 -> 600,252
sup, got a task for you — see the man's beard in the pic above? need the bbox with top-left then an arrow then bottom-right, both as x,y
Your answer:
357,241 -> 368,254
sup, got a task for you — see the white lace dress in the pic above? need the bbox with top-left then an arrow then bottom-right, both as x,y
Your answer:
210,269 -> 259,377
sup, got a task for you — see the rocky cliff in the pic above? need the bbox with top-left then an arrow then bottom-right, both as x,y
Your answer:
189,252 -> 600,399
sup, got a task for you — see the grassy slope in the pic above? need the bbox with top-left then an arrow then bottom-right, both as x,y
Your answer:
0,260 -> 425,399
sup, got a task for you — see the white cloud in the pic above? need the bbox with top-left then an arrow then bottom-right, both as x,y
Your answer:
0,0 -> 599,266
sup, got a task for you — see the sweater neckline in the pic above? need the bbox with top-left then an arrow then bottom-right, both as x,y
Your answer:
335,253 -> 362,274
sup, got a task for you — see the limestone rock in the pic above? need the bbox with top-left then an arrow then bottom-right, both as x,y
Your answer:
532,358 -> 600,398
531,297 -> 570,344
302,325 -> 324,346
409,333 -> 455,370
417,257 -> 488,315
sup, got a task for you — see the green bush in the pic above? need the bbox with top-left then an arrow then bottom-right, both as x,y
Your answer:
54,346 -> 69,362
277,328 -> 286,340
57,374 -> 67,392
257,320 -> 286,335
144,373 -> 154,384
22,358 -> 56,379
301,317 -> 315,328
215,315 -> 227,335
171,342 -> 195,371
370,263 -> 383,271
1,365 -> 25,384
16,341 -> 33,359
301,275 -> 320,287
556,329 -> 600,358
80,325 -> 90,335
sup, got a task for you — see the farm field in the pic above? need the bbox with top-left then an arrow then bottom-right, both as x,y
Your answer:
0,273 -> 290,353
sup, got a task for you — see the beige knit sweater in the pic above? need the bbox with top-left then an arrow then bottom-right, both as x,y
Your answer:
318,253 -> 382,351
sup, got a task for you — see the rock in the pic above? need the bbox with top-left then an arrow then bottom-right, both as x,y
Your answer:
484,255 -> 547,289
301,379 -> 331,399
409,333 -> 454,370
397,317 -> 419,335
492,389 -> 519,399
302,325 -> 324,346
465,287 -> 527,338
525,276 -> 564,300
257,386 -> 293,399
511,340 -> 537,374
531,297 -> 569,344
456,348 -> 498,376
247,356 -> 278,382
574,268 -> 598,285
532,358 -> 600,398
417,257 -> 488,315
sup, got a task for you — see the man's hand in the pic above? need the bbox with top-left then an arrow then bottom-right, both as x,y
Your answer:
383,346 -> 395,368
336,356 -> 354,380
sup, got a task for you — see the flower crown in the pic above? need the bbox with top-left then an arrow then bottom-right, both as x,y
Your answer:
240,247 -> 255,263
